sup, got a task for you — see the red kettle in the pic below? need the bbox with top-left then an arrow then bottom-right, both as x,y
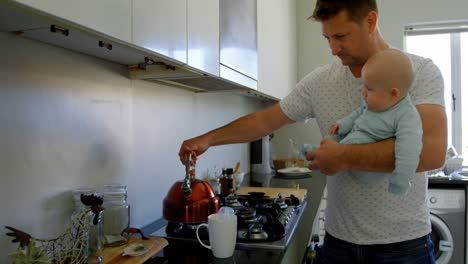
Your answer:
163,152 -> 219,223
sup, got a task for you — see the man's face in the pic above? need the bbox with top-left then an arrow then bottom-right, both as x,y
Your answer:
321,10 -> 371,67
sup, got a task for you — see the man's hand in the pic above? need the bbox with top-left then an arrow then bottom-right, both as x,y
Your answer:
178,135 -> 210,165
306,138 -> 347,175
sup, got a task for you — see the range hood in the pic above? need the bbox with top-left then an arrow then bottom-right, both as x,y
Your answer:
128,61 -> 276,101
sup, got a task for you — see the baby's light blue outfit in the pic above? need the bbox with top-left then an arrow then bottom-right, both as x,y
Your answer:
333,95 -> 422,195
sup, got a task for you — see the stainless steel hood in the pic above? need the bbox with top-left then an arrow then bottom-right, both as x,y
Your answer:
128,61 -> 258,90
128,62 -> 276,101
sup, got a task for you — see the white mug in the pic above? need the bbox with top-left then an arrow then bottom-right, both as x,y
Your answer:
196,209 -> 237,258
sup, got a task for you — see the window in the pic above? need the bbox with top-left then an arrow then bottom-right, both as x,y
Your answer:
404,21 -> 468,165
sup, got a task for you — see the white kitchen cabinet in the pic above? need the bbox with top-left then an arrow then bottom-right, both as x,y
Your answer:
133,0 -> 187,64
220,0 -> 258,81
13,0 -> 132,43
187,0 -> 219,76
257,0 -> 297,99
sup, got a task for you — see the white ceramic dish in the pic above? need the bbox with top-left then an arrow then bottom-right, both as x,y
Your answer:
122,243 -> 148,257
277,167 -> 312,176
232,172 -> 245,188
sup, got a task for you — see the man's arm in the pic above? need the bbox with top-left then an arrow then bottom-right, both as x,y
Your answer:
308,104 -> 447,175
179,103 -> 294,163
416,104 -> 447,171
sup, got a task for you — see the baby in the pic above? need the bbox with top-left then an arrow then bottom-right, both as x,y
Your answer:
329,48 -> 422,195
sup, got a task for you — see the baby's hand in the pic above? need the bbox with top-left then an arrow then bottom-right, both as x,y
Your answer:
328,123 -> 339,135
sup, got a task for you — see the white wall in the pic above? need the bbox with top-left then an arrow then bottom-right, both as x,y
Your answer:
0,32 -> 265,262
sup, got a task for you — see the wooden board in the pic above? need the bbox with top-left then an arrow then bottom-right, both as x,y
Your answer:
236,186 -> 307,202
101,236 -> 168,264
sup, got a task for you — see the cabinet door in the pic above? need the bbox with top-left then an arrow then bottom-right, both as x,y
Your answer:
133,0 -> 187,64
257,0 -> 297,99
187,0 -> 219,76
220,0 -> 257,80
13,0 -> 132,43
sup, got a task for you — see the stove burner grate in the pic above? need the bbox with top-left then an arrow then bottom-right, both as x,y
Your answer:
166,191 -> 300,243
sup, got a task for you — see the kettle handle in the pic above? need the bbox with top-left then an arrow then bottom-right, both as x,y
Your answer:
182,152 -> 195,197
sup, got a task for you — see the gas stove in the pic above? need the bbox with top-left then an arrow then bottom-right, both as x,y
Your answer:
152,191 -> 307,251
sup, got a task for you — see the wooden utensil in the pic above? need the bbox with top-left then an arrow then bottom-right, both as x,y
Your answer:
234,162 -> 240,174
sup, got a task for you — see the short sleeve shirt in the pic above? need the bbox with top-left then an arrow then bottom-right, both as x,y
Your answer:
280,53 -> 444,244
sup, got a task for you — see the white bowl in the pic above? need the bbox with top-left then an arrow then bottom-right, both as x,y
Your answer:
232,172 -> 245,188
444,156 -> 464,175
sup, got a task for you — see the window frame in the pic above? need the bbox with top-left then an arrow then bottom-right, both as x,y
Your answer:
404,20 -> 468,158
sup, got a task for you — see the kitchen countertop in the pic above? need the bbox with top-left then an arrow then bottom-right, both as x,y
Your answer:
428,174 -> 468,188
149,170 -> 326,264
101,236 -> 168,264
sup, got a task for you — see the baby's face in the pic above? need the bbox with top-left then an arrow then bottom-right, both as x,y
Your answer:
361,82 -> 395,112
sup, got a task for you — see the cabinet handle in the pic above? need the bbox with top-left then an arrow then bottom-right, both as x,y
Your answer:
98,41 -> 112,50
140,57 -> 176,70
50,25 -> 69,36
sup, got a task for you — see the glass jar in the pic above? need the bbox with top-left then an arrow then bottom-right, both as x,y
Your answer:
72,188 -> 104,264
88,212 -> 104,264
102,184 -> 130,247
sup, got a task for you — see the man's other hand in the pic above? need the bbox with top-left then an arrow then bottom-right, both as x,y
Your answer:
307,138 -> 347,175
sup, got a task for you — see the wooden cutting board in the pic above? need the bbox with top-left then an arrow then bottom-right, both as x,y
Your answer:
102,236 -> 168,264
236,186 -> 307,202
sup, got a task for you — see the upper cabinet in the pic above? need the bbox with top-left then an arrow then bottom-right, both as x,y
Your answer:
2,0 -> 290,101
257,0 -> 297,100
133,0 -> 219,77
13,0 -> 132,43
133,0 -> 187,64
219,0 -> 258,82
187,0 -> 219,77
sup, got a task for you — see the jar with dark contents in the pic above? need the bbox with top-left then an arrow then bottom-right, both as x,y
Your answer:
220,168 -> 235,196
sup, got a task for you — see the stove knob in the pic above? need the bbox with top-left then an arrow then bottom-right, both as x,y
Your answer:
278,216 -> 286,225
250,223 -> 264,233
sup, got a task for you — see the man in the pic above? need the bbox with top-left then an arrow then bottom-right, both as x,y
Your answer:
179,0 -> 447,263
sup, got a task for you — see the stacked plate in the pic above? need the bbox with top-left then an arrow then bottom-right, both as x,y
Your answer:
277,167 -> 312,178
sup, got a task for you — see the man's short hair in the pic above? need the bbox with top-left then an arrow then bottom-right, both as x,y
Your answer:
310,0 -> 378,23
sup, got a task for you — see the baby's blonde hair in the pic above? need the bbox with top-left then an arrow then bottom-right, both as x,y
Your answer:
363,48 -> 414,96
